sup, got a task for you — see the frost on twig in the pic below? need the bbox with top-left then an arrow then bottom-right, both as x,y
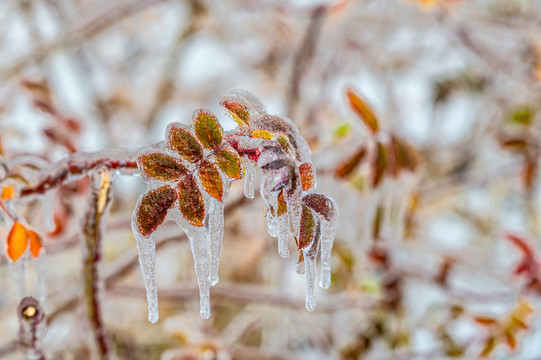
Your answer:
17,296 -> 46,360
132,89 -> 339,322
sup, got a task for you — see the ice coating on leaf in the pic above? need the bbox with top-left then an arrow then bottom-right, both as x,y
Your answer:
135,186 -> 177,237
215,146 -> 242,179
302,193 -> 339,289
286,166 -> 302,241
139,153 -> 188,182
193,109 -> 223,150
166,123 -> 203,163
177,174 -> 205,227
243,159 -> 256,199
199,160 -> 223,201
299,162 -> 316,191
220,89 -> 266,126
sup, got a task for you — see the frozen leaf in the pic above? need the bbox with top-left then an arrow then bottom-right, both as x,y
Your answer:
299,162 -> 316,191
199,161 -> 223,201
193,109 -> 223,150
252,129 -> 275,140
1,185 -> 15,200
221,100 -> 250,126
302,193 -> 339,221
372,141 -> 387,187
177,174 -> 205,227
297,205 -> 316,250
215,147 -> 242,179
7,221 -> 28,262
277,191 -> 287,216
346,87 -> 380,134
335,146 -> 366,178
139,153 -> 188,181
27,230 -> 42,258
136,186 -> 178,237
167,124 -> 203,163
275,134 -> 295,158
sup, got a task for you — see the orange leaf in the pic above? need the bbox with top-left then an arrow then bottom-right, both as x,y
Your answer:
299,163 -> 316,191
199,160 -> 223,201
473,317 -> 498,326
1,185 -> 15,200
277,191 -> 287,216
7,221 -> 28,262
346,87 -> 380,133
335,146 -> 366,178
27,230 -> 42,258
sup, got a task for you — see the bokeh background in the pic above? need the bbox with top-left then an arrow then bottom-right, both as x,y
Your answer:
1,0 -> 541,359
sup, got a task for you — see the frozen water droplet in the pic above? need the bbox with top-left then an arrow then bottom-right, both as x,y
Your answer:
296,261 -> 305,275
278,215 -> 289,258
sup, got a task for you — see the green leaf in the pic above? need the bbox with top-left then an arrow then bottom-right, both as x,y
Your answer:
167,124 -> 203,163
199,160 -> 223,201
215,147 -> 242,179
298,205 -> 316,250
177,174 -> 205,227
193,109 -> 223,150
139,153 -> 188,181
136,186 -> 177,236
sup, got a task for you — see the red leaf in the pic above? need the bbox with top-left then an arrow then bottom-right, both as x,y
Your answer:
177,174 -> 205,227
136,186 -> 178,236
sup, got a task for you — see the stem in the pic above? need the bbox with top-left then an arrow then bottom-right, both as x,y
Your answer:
18,148 -> 139,198
81,170 -> 114,360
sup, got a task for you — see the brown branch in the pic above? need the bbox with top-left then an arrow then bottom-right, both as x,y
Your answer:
81,170 -> 114,359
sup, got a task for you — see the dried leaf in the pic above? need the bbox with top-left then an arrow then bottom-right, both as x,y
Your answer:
27,230 -> 42,258
168,125 -> 203,163
335,146 -> 366,178
346,87 -> 380,133
199,160 -> 223,201
277,191 -> 287,216
7,221 -> 27,262
504,328 -> 516,349
480,336 -> 496,358
193,109 -> 223,150
473,317 -> 498,326
298,205 -> 316,250
177,174 -> 205,227
390,135 -> 420,173
372,142 -> 387,188
1,185 -> 15,200
139,153 -> 188,181
373,205 -> 383,240
302,193 -> 337,221
136,186 -> 178,236
221,99 -> 250,126
500,138 -> 528,152
215,147 -> 242,179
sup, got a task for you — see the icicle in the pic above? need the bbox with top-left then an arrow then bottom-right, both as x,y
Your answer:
286,167 -> 302,240
10,254 -> 28,298
267,210 -> 279,238
304,222 -> 320,312
208,199 -> 225,286
243,160 -> 256,199
319,218 -> 337,289
41,190 -> 56,232
278,214 -> 289,258
296,261 -> 305,274
134,233 -> 159,323
34,255 -> 47,302
183,225 -> 211,319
